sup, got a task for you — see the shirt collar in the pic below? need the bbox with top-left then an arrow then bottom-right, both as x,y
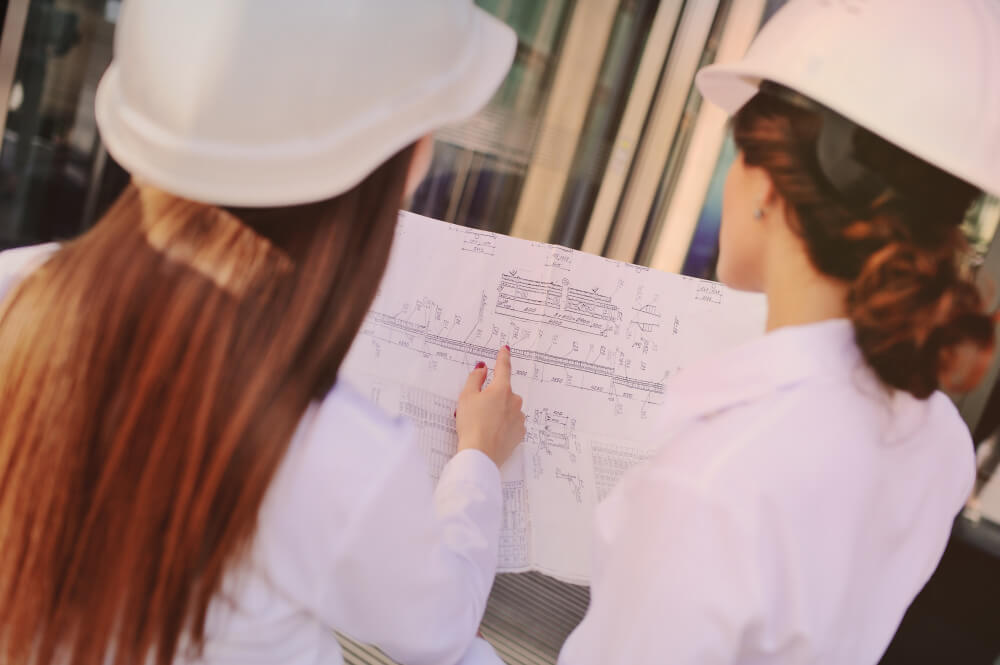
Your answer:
663,318 -> 865,424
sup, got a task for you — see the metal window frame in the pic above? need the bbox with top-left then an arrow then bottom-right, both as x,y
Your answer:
959,229 -> 1000,439
0,0 -> 30,140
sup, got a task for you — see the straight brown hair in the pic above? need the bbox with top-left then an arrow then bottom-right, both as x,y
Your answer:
0,145 -> 415,665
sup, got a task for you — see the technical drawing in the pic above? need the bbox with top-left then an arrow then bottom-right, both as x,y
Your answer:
590,441 -> 656,502
340,210 -> 767,582
526,408 -> 582,483
398,385 -> 458,481
529,409 -> 579,457
546,247 -> 574,271
555,467 -> 585,504
495,272 -> 559,321
629,319 -> 660,333
694,282 -> 724,305
632,285 -> 662,318
499,480 -> 531,568
362,311 -> 665,396
632,303 -> 662,317
462,230 -> 498,256
496,271 -> 622,337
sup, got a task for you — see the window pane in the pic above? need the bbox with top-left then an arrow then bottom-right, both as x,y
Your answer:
0,0 -> 123,249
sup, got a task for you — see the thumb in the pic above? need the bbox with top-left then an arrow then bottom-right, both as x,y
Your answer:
461,361 -> 488,397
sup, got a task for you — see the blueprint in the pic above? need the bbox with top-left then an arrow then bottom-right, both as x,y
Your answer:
340,211 -> 767,584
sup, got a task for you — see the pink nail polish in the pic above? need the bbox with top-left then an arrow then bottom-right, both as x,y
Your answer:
504,345 -> 511,352
453,409 -> 457,418
475,361 -> 486,369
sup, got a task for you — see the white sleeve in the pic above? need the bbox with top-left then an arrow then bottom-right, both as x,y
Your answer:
455,637 -> 507,665
0,243 -> 60,303
324,442 -> 503,665
558,471 -> 763,665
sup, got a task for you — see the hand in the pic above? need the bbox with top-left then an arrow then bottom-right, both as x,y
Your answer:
456,346 -> 526,468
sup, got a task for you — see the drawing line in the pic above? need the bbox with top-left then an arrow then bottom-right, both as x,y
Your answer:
368,312 -> 665,394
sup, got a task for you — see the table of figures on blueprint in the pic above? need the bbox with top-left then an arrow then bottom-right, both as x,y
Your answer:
341,211 -> 766,584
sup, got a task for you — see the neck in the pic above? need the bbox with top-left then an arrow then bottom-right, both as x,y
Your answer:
763,245 -> 848,333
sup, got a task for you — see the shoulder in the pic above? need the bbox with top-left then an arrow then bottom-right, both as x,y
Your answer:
246,383 -> 423,610
285,381 -> 417,488
0,243 -> 60,301
252,381 -> 421,568
312,381 -> 411,445
647,372 -> 974,519
265,381 -> 422,528
908,389 -> 976,507
655,376 -> 879,486
0,243 -> 60,272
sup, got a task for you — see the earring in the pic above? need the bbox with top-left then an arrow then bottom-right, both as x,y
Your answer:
752,208 -> 765,220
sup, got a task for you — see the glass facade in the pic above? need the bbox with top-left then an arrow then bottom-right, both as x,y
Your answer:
409,0 -> 575,234
0,0 -> 125,249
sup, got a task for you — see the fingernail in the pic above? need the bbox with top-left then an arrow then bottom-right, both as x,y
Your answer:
504,345 -> 511,352
475,361 -> 486,369
453,409 -> 457,418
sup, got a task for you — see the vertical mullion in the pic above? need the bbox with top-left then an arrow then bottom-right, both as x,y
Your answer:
580,0 -> 685,256
646,0 -> 766,273
602,0 -> 720,262
508,0 -> 620,242
0,0 -> 30,140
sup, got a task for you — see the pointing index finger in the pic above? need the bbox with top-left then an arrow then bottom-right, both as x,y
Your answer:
491,345 -> 512,389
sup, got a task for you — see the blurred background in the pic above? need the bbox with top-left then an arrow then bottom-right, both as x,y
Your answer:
1,1 -> 998,662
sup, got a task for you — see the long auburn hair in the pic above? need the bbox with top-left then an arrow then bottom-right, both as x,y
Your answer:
0,145 -> 415,665
733,92 -> 996,399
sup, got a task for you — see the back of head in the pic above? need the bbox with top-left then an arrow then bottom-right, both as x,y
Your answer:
0,1 -> 515,664
697,0 -> 1000,399
731,89 -> 993,398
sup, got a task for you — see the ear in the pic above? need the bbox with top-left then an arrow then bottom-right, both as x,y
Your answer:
404,135 -> 435,199
744,165 -> 779,210
761,177 -> 782,210
746,166 -> 788,229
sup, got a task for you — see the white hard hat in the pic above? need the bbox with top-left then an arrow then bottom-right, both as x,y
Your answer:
696,0 -> 1000,199
95,0 -> 516,207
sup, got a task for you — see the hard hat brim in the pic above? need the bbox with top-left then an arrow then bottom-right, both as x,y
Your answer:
696,63 -> 762,117
96,8 -> 518,208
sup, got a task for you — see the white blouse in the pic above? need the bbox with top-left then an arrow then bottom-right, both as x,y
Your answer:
559,318 -> 975,665
0,244 -> 505,665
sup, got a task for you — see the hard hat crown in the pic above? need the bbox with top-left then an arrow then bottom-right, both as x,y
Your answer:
697,0 -> 1000,198
96,0 -> 516,206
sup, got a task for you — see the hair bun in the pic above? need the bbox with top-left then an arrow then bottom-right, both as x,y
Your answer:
848,240 -> 995,398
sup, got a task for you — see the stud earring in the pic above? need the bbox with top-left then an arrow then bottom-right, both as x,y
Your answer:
752,208 -> 765,220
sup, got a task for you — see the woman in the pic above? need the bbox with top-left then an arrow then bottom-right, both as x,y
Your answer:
559,1 -> 999,664
0,2 -> 524,665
